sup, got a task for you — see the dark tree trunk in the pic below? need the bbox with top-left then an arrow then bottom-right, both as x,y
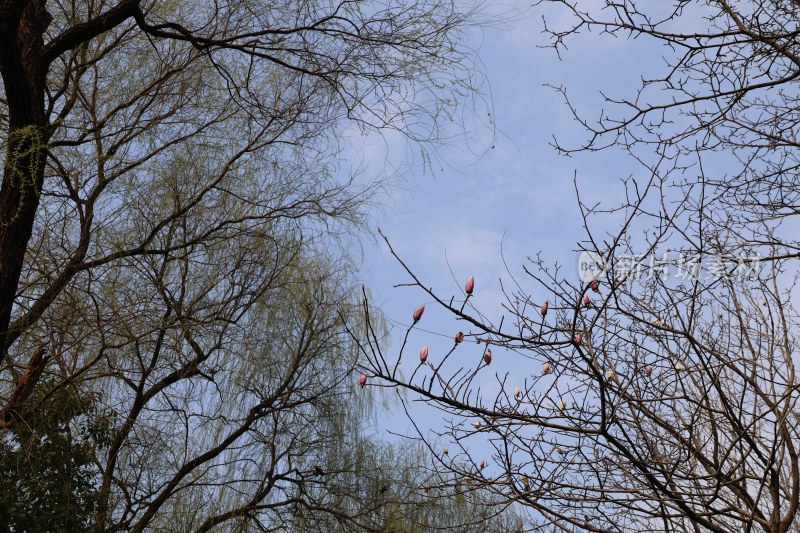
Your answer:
0,1 -> 53,427
0,1 -> 51,354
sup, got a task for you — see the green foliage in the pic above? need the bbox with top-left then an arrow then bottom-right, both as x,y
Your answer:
2,124 -> 46,224
0,379 -> 110,532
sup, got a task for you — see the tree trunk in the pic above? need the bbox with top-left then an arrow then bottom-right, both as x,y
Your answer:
0,1 -> 51,354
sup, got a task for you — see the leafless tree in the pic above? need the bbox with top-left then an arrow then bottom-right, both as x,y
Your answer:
358,1 -> 800,532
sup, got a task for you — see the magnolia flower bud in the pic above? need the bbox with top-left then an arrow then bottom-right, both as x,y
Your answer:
574,333 -> 582,345
465,275 -> 475,295
674,363 -> 684,371
479,460 -> 486,470
358,374 -> 367,388
583,295 -> 590,306
543,361 -> 552,375
559,400 -> 567,411
522,474 -> 530,491
412,305 -> 425,322
483,349 -> 492,365
419,345 -> 429,363
591,280 -> 600,292
556,446 -> 563,455
541,300 -> 549,316
443,447 -> 449,455
605,369 -> 615,380
514,386 -> 521,398
645,367 -> 653,377
454,331 -> 464,344
472,421 -> 481,429
671,309 -> 679,318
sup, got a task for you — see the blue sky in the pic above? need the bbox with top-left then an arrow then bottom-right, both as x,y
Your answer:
348,4 -> 664,440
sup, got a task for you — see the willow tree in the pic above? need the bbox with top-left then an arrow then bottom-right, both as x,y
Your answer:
290,374 -> 524,533
360,1 -> 800,531
0,0 -> 491,530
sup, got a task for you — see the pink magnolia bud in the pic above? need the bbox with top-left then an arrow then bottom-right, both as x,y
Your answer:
483,349 -> 492,365
358,374 -> 367,388
645,367 -> 652,377
454,331 -> 464,344
583,295 -> 590,307
591,280 -> 600,292
541,300 -> 549,316
479,460 -> 486,470
420,345 -> 429,363
574,333 -> 582,345
543,361 -> 552,375
412,305 -> 425,322
465,275 -> 475,295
